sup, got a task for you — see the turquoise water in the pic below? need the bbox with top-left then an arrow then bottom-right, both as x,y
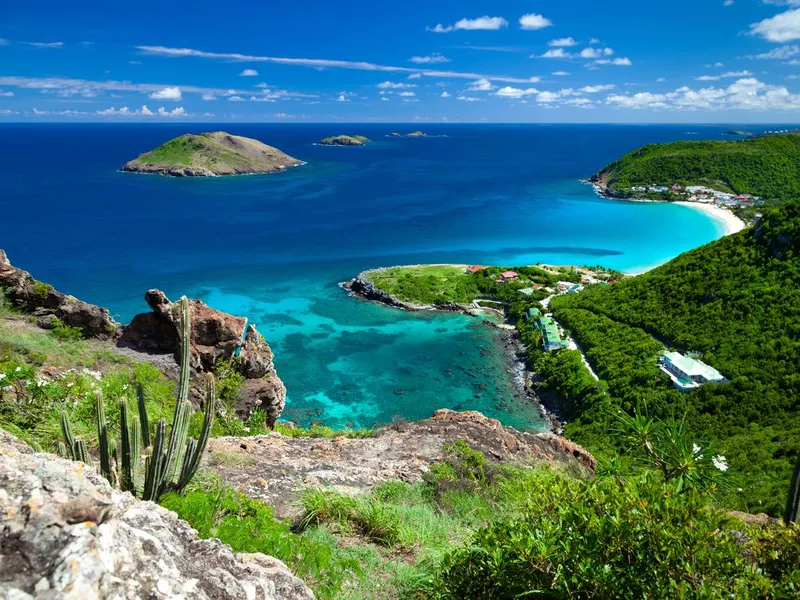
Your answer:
0,124 -> 729,430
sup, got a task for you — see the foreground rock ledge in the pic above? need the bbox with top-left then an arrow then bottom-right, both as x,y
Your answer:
0,430 -> 315,600
208,409 -> 595,519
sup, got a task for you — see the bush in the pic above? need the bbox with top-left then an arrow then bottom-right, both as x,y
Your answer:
48,317 -> 84,341
426,472 -> 797,599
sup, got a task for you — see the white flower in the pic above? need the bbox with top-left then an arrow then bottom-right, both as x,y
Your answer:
712,455 -> 728,472
14,367 -> 22,373
0,373 -> 5,381
692,443 -> 701,454
122,385 -> 129,391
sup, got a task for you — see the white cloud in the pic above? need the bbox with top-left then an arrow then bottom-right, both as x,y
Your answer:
129,60 -> 141,65
228,95 -> 245,101
95,104 -> 185,117
695,70 -> 752,81
749,44 -> 800,59
552,71 -> 570,76
0,109 -> 19,115
656,77 -> 666,82
605,77 -> 800,111
336,93 -> 349,102
249,95 -> 275,102
148,86 -> 182,101
441,91 -> 451,98
540,48 -> 571,59
275,112 -> 293,118
381,96 -> 389,101
549,37 -> 577,47
750,8 -> 800,42
428,16 -> 508,33
456,95 -> 484,101
495,86 -> 540,98
589,37 -> 601,44
136,44 -> 541,84
595,57 -> 632,66
239,68 -> 259,76
408,73 -> 422,79
580,84 -> 615,93
22,41 -> 63,48
409,53 -> 450,64
31,108 -> 87,116
567,98 -> 594,107
580,47 -> 613,59
537,91 -> 561,103
398,91 -> 416,97
519,13 -> 553,30
468,78 -> 494,91
0,90 -> 14,97
201,93 -> 216,101
377,81 -> 418,89
255,82 -> 269,88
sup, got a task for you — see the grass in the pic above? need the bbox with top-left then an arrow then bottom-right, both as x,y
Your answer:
365,265 -> 480,305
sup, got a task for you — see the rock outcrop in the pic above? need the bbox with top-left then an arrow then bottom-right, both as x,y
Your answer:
0,250 -> 118,339
121,131 -> 303,177
120,291 -> 286,424
207,409 -> 595,519
344,273 -> 468,313
0,429 -> 315,600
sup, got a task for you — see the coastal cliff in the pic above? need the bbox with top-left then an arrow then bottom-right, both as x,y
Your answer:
121,131 -> 303,177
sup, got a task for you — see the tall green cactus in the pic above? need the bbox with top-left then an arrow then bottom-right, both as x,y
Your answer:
60,295 -> 216,503
784,454 -> 800,524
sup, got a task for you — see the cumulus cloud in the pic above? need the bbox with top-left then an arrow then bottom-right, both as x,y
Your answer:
468,78 -> 494,91
750,8 -> 800,42
495,86 -> 540,98
549,37 -> 577,47
336,93 -> 349,102
428,16 -> 508,33
409,53 -> 450,64
95,104 -> 186,117
519,13 -> 553,30
408,73 -> 422,79
456,95 -> 484,101
148,86 -> 182,100
31,108 -> 86,116
239,69 -> 259,76
580,84 -> 615,93
552,71 -> 570,76
441,91 -> 451,97
398,91 -> 416,97
228,95 -> 245,101
201,93 -> 216,100
540,48 -> 571,59
605,77 -> 800,111
580,47 -> 614,59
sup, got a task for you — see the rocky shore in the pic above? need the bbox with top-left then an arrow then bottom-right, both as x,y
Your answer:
344,269 -> 567,433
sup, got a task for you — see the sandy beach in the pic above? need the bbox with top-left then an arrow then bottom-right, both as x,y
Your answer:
673,201 -> 747,236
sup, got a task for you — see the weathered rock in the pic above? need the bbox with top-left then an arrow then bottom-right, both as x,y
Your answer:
0,250 -> 118,339
119,291 -> 287,422
207,409 -> 595,519
346,274 -> 468,312
0,429 -> 315,600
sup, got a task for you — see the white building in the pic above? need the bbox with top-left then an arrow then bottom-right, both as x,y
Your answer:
658,351 -> 727,392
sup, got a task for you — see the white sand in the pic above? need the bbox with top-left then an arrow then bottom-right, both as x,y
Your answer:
673,201 -> 747,236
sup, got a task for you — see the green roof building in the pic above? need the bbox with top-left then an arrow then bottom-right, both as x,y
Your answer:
536,315 -> 568,351
526,307 -> 542,321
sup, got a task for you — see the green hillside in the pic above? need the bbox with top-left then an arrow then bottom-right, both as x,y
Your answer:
593,134 -> 800,201
551,202 -> 800,515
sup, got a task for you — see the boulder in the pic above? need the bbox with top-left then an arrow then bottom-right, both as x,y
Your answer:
0,250 -> 118,339
0,429 -> 315,600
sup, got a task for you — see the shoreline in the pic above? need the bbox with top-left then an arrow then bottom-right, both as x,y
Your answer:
672,201 -> 747,236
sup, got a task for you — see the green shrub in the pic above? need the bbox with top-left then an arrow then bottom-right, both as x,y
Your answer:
31,280 -> 53,303
425,472 -> 794,599
48,317 -> 84,341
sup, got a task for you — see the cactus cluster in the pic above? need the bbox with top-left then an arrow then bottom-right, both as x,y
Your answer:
61,296 -> 215,502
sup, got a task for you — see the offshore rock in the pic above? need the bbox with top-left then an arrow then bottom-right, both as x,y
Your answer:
0,429 -> 315,600
0,250 -> 118,339
207,409 -> 595,519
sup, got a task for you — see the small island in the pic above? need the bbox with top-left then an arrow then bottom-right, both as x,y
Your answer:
318,135 -> 370,146
723,130 -> 753,136
389,131 -> 429,137
121,131 -> 303,177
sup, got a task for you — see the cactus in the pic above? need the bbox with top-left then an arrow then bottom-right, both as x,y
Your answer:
57,441 -> 67,457
784,454 -> 800,524
59,295 -> 217,503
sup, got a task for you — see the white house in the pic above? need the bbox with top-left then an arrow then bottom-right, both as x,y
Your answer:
658,351 -> 727,392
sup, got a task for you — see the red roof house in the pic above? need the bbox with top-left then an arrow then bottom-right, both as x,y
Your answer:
501,271 -> 518,279
467,265 -> 486,273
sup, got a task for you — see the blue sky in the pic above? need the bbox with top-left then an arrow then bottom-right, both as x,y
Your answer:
4,0 -> 800,122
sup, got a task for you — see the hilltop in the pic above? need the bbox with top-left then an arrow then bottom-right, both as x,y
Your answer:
121,131 -> 302,177
550,202 -> 800,514
591,134 -> 800,201
318,134 -> 370,146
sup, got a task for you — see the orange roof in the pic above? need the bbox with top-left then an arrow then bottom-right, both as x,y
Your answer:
467,265 -> 486,272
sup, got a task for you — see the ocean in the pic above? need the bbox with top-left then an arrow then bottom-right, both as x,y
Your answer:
0,123 -> 742,430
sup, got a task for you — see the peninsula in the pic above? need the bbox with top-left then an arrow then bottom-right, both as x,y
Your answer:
318,134 -> 370,146
121,131 -> 303,177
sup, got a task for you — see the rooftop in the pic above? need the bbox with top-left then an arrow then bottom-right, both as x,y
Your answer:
662,351 -> 724,381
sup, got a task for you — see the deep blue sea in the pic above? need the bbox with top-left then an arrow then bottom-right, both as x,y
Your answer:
0,123 -> 754,430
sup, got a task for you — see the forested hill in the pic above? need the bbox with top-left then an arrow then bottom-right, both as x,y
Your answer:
550,202 -> 800,515
592,134 -> 800,200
